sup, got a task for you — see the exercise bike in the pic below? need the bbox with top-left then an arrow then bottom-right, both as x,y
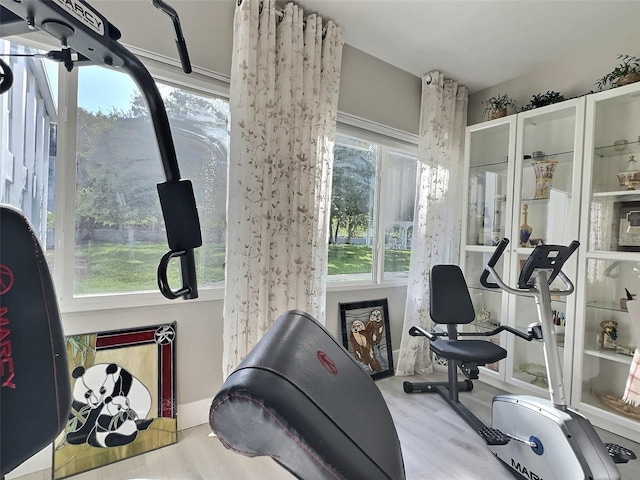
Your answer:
404,238 -> 636,480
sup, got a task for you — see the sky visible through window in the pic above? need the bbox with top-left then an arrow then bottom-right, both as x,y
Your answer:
45,62 -> 136,113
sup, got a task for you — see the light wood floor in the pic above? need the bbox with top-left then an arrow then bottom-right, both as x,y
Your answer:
14,374 -> 640,480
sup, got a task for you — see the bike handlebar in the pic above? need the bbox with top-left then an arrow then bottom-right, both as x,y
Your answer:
480,238 -> 509,288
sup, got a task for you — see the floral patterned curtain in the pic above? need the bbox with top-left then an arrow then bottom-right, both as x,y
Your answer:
223,0 -> 343,377
396,71 -> 468,376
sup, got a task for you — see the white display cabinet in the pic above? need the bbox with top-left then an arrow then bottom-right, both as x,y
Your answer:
462,99 -> 585,397
504,98 -> 585,397
572,81 -> 640,443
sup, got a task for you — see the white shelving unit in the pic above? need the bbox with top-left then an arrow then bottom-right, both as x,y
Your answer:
572,81 -> 640,443
461,99 -> 585,398
462,84 -> 640,444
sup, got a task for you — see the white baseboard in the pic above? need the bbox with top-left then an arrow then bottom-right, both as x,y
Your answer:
5,398 -> 214,479
177,397 -> 213,431
5,446 -> 51,479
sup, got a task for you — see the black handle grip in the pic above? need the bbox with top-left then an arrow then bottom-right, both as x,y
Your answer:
157,249 -> 199,300
0,58 -> 14,94
152,0 -> 192,74
176,40 -> 192,74
567,240 -> 580,259
480,238 -> 509,289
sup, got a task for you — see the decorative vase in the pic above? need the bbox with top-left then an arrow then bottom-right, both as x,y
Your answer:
617,155 -> 640,190
519,203 -> 533,247
616,72 -> 640,87
489,108 -> 507,120
532,159 -> 558,199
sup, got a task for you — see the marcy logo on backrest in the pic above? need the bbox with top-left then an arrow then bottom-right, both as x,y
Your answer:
53,0 -> 105,36
0,263 -> 16,389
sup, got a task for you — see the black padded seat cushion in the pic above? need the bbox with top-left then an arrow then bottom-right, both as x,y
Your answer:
428,264 -> 508,365
430,339 -> 507,364
0,204 -> 71,476
210,310 -> 405,480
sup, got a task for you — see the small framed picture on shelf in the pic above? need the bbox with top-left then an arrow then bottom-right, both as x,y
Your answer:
616,201 -> 640,252
339,298 -> 394,381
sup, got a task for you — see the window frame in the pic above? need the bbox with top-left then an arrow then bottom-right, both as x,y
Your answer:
328,116 -> 419,291
7,35 -> 419,311
6,35 -> 231,312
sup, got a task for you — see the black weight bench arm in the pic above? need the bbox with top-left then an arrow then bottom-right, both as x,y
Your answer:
410,324 -> 533,342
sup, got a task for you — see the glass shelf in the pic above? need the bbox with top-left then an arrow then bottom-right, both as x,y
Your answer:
584,348 -> 633,365
469,159 -> 509,171
522,150 -> 575,166
592,190 -> 640,200
519,193 -> 572,204
586,300 -> 635,313
594,140 -> 640,158
468,322 -> 501,332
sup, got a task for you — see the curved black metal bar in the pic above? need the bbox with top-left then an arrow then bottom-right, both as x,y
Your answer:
151,0 -> 192,74
0,0 -> 202,299
0,58 -> 14,94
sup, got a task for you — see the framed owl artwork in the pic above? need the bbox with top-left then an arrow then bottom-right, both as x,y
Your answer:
339,299 -> 394,381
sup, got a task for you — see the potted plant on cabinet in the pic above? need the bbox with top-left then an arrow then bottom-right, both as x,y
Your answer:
520,91 -> 566,111
482,94 -> 515,120
596,54 -> 640,90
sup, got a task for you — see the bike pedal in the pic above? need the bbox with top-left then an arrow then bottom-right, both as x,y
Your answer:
605,443 -> 637,464
479,427 -> 509,446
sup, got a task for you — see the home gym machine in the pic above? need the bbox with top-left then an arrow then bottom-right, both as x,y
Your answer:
0,0 -> 202,300
1,0 -> 201,476
405,238 -> 636,479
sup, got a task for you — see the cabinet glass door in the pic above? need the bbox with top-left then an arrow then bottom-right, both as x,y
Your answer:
573,82 -> 640,441
465,120 -> 515,247
461,117 -> 516,380
506,99 -> 585,395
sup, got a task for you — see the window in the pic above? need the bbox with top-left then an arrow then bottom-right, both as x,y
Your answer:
328,131 -> 418,283
73,67 -> 229,296
382,150 -> 416,280
0,39 -> 58,269
2,36 -> 415,307
1,38 -> 229,305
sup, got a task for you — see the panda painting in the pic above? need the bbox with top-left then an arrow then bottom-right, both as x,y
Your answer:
66,363 -> 153,448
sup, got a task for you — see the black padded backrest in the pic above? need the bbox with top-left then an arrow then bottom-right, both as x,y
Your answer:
0,204 -> 71,476
210,310 -> 405,480
429,264 -> 475,325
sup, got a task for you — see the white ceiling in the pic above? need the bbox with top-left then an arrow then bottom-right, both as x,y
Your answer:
295,0 -> 640,93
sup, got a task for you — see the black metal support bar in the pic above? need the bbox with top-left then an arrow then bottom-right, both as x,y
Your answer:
435,386 -> 487,433
0,0 -> 202,300
152,0 -> 191,73
457,325 -> 533,341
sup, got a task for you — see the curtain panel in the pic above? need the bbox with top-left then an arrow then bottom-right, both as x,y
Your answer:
223,0 -> 344,377
396,71 -> 468,376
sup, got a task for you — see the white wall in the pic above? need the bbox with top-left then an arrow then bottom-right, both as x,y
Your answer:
91,0 -> 421,135
468,13 -> 640,125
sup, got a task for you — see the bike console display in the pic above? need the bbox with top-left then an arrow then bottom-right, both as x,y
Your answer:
517,241 -> 579,289
481,238 -> 579,290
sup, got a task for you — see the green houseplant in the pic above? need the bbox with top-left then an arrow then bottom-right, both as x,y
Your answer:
520,91 -> 566,112
596,54 -> 640,90
482,94 -> 515,120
